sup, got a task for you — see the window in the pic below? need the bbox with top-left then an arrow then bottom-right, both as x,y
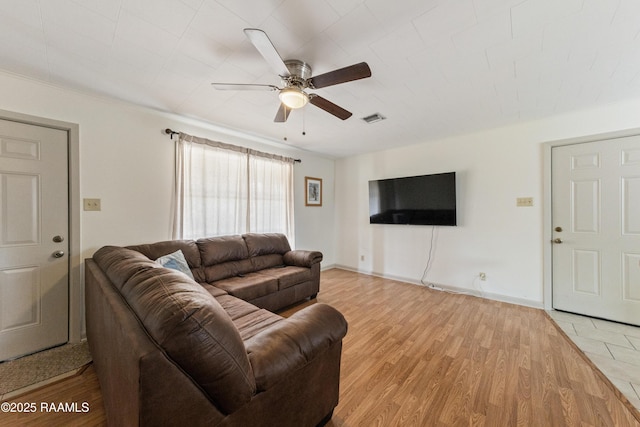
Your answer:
172,134 -> 295,244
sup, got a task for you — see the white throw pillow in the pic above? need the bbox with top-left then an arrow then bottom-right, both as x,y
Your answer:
155,250 -> 195,280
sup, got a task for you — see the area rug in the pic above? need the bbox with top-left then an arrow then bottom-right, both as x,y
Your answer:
0,342 -> 92,397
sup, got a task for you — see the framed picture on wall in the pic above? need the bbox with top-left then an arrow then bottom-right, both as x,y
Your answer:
305,177 -> 322,206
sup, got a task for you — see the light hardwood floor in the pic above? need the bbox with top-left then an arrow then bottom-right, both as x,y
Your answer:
2,268 -> 639,426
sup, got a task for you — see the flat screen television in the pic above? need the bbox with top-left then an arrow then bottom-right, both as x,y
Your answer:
368,172 -> 457,226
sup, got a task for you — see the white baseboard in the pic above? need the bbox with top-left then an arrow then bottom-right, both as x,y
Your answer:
329,264 -> 543,310
320,263 -> 337,271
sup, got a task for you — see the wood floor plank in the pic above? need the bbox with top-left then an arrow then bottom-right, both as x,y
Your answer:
0,365 -> 105,426
316,269 -> 640,427
2,268 -> 639,426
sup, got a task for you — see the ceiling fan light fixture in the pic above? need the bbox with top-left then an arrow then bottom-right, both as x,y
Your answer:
279,87 -> 309,109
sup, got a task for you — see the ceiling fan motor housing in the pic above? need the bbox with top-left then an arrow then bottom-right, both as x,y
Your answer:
283,59 -> 312,88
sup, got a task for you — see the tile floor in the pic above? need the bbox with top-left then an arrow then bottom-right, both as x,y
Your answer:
547,310 -> 640,411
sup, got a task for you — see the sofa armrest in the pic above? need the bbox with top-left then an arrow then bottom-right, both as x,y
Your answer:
283,250 -> 323,267
245,303 -> 347,391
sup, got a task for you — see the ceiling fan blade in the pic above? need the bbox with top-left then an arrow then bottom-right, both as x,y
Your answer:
308,62 -> 371,89
211,83 -> 279,91
274,103 -> 291,122
309,95 -> 352,120
244,28 -> 290,77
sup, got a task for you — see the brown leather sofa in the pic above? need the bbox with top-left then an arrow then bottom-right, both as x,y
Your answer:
85,233 -> 347,426
128,233 -> 323,312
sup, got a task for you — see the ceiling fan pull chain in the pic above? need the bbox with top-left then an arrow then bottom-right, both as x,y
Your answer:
302,108 -> 306,136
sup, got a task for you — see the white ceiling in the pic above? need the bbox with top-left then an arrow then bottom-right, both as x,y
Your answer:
1,0 -> 640,157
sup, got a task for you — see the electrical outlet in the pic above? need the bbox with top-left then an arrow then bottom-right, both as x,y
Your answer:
83,198 -> 101,211
479,272 -> 487,281
360,255 -> 365,261
516,197 -> 534,207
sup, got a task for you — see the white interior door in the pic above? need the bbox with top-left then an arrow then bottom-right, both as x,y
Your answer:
552,136 -> 640,326
0,119 -> 69,361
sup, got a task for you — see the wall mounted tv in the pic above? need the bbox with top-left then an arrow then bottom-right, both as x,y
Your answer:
368,172 -> 457,226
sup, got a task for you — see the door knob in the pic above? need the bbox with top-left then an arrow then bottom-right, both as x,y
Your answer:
554,226 -> 563,232
553,238 -> 562,244
53,235 -> 64,243
52,250 -> 65,258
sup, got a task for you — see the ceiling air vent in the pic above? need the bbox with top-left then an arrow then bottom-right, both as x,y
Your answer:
361,113 -> 386,124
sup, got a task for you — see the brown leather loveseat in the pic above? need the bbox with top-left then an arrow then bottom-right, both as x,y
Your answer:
85,233 -> 347,426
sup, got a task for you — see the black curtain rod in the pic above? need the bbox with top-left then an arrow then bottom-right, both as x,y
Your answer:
164,128 -> 301,163
164,128 -> 179,139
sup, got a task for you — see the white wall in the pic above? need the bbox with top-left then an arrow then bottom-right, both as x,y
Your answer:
5,68 -> 640,315
0,71 -> 336,339
335,98 -> 640,307
0,71 -> 336,262
293,154 -> 335,261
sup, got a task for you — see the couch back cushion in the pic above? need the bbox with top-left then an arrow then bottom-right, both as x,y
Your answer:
93,246 -> 160,291
126,239 -> 205,283
243,233 -> 291,270
92,246 -> 256,414
197,235 -> 253,282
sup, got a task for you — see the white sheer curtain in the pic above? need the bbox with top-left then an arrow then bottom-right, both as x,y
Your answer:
172,133 -> 295,244
248,152 -> 295,239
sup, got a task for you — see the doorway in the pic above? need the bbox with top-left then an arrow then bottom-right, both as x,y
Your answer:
549,135 -> 640,326
0,110 -> 80,360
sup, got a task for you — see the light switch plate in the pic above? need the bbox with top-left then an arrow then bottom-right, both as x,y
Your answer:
516,197 -> 533,207
83,198 -> 101,211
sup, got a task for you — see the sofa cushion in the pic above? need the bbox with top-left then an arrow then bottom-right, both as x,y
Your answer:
214,273 -> 278,301
233,309 -> 283,341
216,294 -> 262,321
203,259 -> 254,282
251,254 -> 285,271
197,236 -> 257,282
197,235 -> 249,265
216,295 -> 283,340
243,233 -> 293,271
93,246 -> 160,291
257,266 -> 312,290
243,233 -> 291,257
201,283 -> 228,298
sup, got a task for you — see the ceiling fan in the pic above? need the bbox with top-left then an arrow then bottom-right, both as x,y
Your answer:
211,28 -> 372,123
